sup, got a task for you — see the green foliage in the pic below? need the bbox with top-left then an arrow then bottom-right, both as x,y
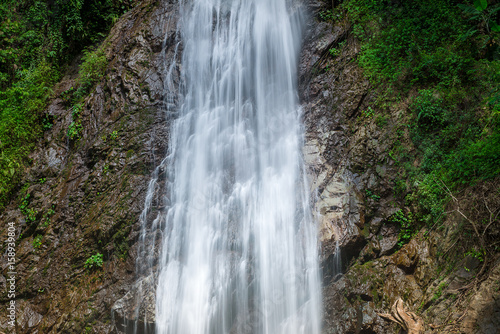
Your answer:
365,189 -> 380,201
18,192 -> 39,223
112,221 -> 132,260
410,173 -> 446,226
25,208 -> 38,223
361,106 -> 374,118
18,193 -> 31,214
0,0 -> 132,78
411,90 -> 446,132
465,247 -> 485,262
329,41 -> 346,57
389,210 -> 415,247
0,0 -> 131,210
458,0 -> 500,34
68,103 -> 83,140
319,9 -> 337,22
343,0 -> 500,233
0,63 -> 59,208
68,47 -> 108,141
109,130 -> 118,141
410,86 -> 500,188
448,134 -> 500,183
33,235 -> 42,249
42,205 -> 55,227
431,281 -> 448,302
85,253 -> 104,269
475,0 -> 488,11
77,47 -> 108,96
344,0 -> 481,87
375,115 -> 388,127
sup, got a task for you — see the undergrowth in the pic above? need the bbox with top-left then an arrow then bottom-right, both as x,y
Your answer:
324,0 -> 500,246
0,0 -> 132,210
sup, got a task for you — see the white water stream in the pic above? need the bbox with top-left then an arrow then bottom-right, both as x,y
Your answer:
148,0 -> 321,333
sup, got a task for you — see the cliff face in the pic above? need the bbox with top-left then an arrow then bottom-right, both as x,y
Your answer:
0,0 -> 179,332
301,2 -> 500,334
1,0 -> 499,333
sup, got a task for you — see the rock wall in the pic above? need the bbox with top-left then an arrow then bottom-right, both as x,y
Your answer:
300,2 -> 500,334
0,0 -> 179,332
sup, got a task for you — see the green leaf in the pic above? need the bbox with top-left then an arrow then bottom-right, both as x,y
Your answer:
490,21 -> 500,33
491,4 -> 500,15
473,0 -> 487,11
458,3 -> 481,15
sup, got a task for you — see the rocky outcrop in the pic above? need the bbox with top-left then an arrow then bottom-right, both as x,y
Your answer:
0,0 -> 179,332
300,2 -> 500,334
112,275 -> 156,334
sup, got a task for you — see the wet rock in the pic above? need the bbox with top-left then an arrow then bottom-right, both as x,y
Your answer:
18,302 -> 43,330
112,275 -> 156,334
0,0 -> 179,333
378,224 -> 398,256
392,239 -> 419,274
460,262 -> 500,333
368,217 -> 384,235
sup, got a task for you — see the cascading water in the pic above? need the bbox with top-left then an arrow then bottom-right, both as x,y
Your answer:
149,0 -> 321,333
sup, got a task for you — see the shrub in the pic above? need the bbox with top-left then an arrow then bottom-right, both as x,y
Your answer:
68,103 -> 83,140
77,48 -> 107,95
344,0 -> 472,87
0,63 -> 59,208
0,0 -> 132,209
67,48 -> 107,140
388,209 -> 415,247
85,253 -> 104,269
33,235 -> 43,249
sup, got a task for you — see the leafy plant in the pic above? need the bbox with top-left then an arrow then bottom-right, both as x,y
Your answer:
365,189 -> 380,201
319,10 -> 336,22
33,235 -> 42,249
361,106 -> 374,118
68,103 -> 83,140
342,0 -> 500,243
0,63 -> 59,208
18,192 -> 39,223
85,253 -> 104,269
375,115 -> 388,127
25,208 -> 38,223
42,205 -> 55,227
431,281 -> 448,302
344,0 -> 472,86
412,90 -> 445,130
68,48 -> 108,140
329,41 -> 346,57
18,193 -> 31,214
458,0 -> 500,34
389,210 -> 414,247
77,47 -> 108,95
465,248 -> 485,262
109,130 -> 118,140
0,0 -> 130,209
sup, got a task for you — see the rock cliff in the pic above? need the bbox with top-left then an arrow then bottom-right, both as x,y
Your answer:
301,2 -> 500,334
0,0 -> 178,332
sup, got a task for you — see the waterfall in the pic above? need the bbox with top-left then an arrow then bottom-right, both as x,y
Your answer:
150,0 -> 321,333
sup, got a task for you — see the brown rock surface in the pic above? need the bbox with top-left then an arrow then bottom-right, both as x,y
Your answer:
0,0 -> 179,332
